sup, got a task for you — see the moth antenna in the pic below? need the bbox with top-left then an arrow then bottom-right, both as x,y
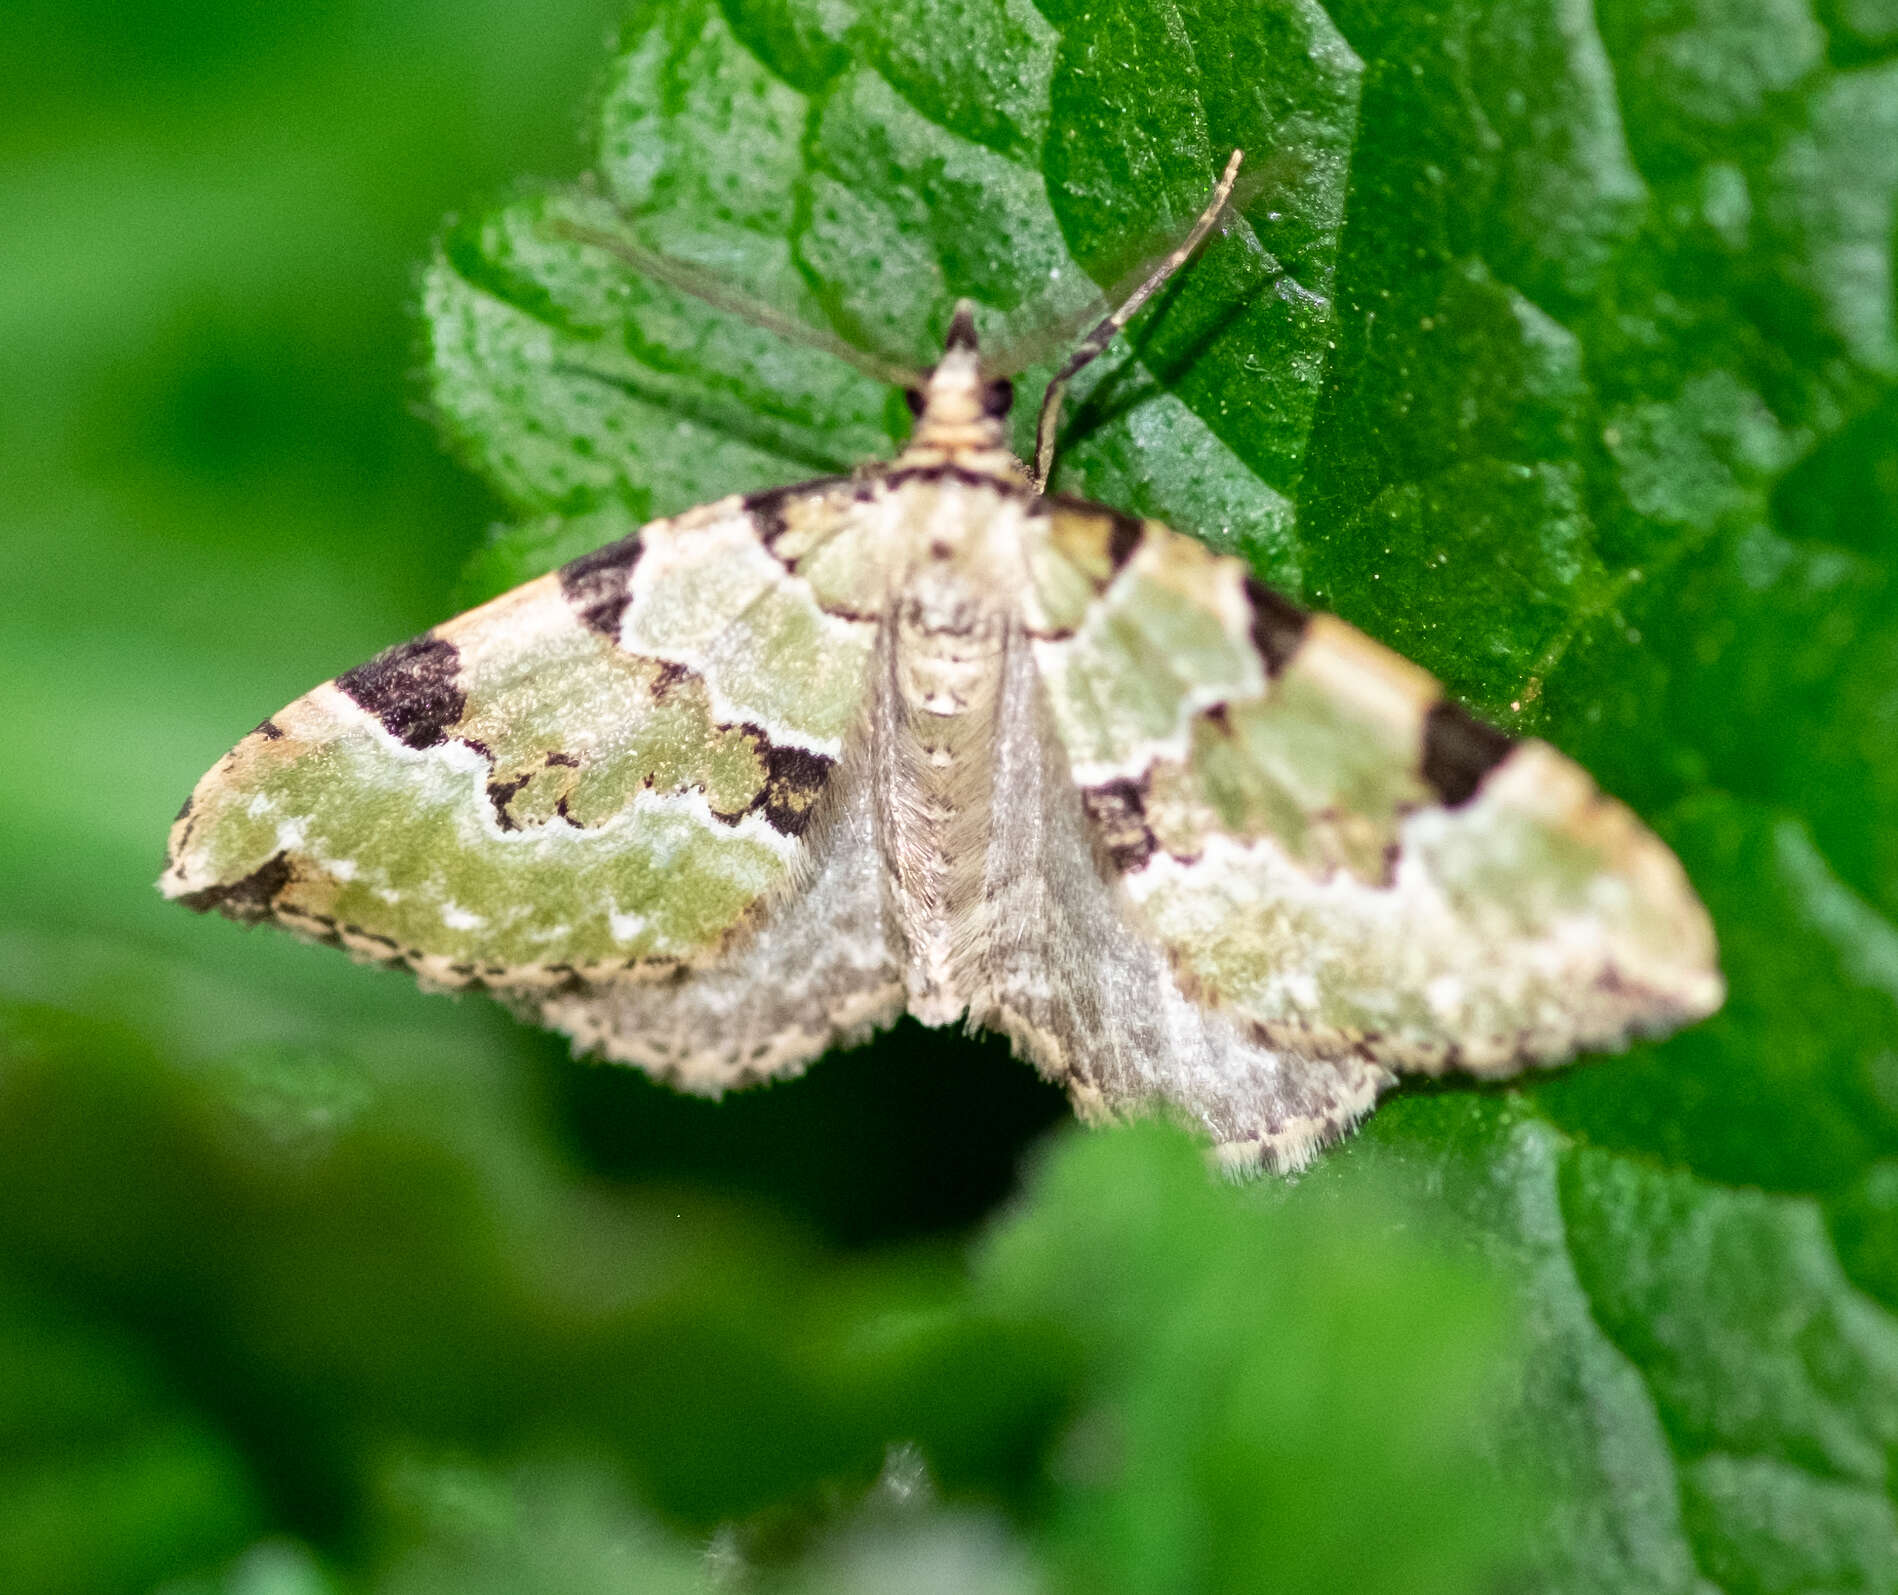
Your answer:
1030,149 -> 1244,493
551,219 -> 924,391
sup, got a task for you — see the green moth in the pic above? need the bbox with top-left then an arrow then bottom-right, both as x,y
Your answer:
162,155 -> 1722,1172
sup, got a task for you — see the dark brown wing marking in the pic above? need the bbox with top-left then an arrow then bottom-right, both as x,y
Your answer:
749,741 -> 836,838
336,637 -> 465,751
557,534 -> 643,638
174,850 -> 293,922
1420,700 -> 1515,807
1241,576 -> 1309,677
1080,776 -> 1157,872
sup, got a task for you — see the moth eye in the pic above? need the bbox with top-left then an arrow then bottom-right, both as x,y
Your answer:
903,387 -> 927,417
982,377 -> 1014,418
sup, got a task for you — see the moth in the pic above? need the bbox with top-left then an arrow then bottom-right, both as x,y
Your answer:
162,153 -> 1723,1172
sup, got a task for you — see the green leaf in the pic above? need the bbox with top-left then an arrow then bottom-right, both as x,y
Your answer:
0,994 -> 1535,1592
425,0 -> 1355,587
424,1 -> 1898,1588
977,1124 -> 1535,1595
367,1456 -> 704,1595
0,1214 -> 261,1595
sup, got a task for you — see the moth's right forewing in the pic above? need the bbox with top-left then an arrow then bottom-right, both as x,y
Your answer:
1022,502 -> 1723,1166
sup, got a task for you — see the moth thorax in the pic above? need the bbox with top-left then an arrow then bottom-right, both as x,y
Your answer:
896,587 -> 1005,719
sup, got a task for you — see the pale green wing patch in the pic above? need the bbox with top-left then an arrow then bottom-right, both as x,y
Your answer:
1024,501 -> 1264,777
161,493 -> 881,992
1031,505 -> 1724,1080
624,483 -> 888,752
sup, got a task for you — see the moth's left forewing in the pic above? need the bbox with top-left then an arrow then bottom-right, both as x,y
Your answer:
163,486 -> 904,1086
1026,502 -> 1723,1166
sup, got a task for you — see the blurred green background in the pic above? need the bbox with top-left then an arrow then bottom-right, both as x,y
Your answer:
6,1 -> 1898,1592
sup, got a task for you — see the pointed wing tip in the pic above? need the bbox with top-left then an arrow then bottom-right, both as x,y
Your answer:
158,800 -> 209,907
1620,823 -> 1728,1033
1492,740 -> 1727,1026
1642,960 -> 1726,1032
158,850 -> 295,924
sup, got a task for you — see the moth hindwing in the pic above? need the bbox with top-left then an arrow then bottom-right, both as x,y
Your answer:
163,164 -> 1723,1172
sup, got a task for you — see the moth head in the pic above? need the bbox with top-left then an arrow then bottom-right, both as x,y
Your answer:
903,373 -> 1014,422
903,299 -> 1015,453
